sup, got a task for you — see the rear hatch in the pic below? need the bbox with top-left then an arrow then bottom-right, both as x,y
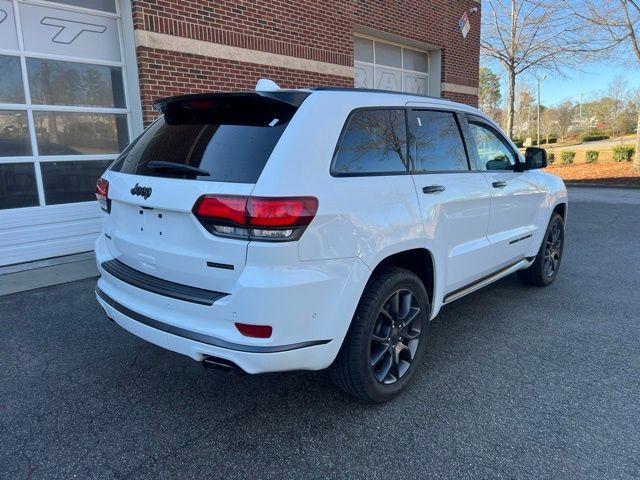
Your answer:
100,91 -> 308,294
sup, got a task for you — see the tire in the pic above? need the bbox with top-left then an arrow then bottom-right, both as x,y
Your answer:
517,213 -> 565,287
329,267 -> 431,403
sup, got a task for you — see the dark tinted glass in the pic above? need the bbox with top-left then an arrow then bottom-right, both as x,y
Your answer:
111,97 -> 297,183
0,55 -> 25,103
333,109 -> 408,175
41,160 -> 111,205
468,122 -> 517,171
34,112 -> 128,155
0,111 -> 32,157
411,110 -> 468,172
49,0 -> 116,12
27,58 -> 125,108
0,163 -> 39,210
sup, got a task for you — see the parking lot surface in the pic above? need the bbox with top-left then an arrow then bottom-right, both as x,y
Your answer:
2,188 -> 639,479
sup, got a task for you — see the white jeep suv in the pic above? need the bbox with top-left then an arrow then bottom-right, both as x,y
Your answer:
95,82 -> 567,402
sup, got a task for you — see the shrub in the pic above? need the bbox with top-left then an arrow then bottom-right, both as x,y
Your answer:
511,138 -> 524,148
561,151 -> 575,165
581,132 -> 609,142
547,152 -> 555,164
585,150 -> 599,163
612,145 -> 635,162
547,137 -> 558,144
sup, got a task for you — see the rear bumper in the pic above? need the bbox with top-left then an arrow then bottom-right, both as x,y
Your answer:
94,235 -> 371,373
96,286 -> 342,373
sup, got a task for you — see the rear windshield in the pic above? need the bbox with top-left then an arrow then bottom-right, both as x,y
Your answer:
110,95 -> 298,183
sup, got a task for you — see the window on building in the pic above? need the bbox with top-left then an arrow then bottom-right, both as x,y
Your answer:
0,163 -> 39,210
0,0 -> 131,211
354,36 -> 429,95
410,110 -> 469,172
332,109 -> 409,175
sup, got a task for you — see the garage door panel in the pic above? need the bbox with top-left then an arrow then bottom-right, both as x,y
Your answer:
0,0 -> 131,266
19,3 -> 121,62
0,217 -> 101,248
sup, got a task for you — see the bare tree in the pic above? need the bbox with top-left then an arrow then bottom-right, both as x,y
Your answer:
607,75 -> 629,137
552,101 -> 577,142
481,0 -> 609,138
541,107 -> 556,143
572,0 -> 640,166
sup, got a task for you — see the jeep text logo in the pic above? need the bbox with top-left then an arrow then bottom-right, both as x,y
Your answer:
130,183 -> 152,199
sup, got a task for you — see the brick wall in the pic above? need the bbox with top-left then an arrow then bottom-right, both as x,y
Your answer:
131,0 -> 480,123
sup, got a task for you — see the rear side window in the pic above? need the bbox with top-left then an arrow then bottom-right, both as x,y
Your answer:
332,109 -> 408,175
410,110 -> 469,172
110,95 -> 298,183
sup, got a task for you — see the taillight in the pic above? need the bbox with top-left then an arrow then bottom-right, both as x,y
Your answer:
235,322 -> 273,338
96,178 -> 109,212
193,195 -> 318,241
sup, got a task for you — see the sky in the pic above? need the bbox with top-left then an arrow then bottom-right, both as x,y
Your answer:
538,64 -> 640,106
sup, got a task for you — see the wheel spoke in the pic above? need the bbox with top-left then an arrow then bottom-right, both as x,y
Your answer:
389,291 -> 400,319
372,333 -> 387,343
379,308 -> 394,323
399,307 -> 420,330
376,355 -> 392,383
370,344 -> 389,367
402,328 -> 421,341
400,291 -> 412,318
391,346 -> 401,381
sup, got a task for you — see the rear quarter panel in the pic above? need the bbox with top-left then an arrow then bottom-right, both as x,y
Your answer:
254,92 -> 426,267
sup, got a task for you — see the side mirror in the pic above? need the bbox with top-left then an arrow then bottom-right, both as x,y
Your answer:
525,147 -> 547,169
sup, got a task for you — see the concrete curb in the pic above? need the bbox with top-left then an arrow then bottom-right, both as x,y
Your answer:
566,183 -> 640,190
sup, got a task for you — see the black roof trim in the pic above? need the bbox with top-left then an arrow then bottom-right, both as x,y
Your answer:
309,86 -> 443,101
152,90 -> 311,113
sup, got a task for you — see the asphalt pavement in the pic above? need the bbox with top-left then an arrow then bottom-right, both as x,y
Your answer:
1,188 -> 639,479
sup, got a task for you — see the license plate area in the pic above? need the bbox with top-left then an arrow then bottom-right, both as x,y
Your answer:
138,206 -> 169,238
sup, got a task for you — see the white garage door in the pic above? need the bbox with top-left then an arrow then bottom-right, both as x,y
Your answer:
0,0 -> 140,266
354,35 -> 430,95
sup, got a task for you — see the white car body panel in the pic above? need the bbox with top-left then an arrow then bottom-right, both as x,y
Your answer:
94,87 -> 567,374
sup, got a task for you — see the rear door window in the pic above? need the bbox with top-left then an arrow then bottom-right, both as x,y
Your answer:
409,110 -> 469,172
110,95 -> 299,183
332,109 -> 409,175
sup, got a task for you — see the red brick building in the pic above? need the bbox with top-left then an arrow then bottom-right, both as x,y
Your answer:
133,0 -> 481,123
0,0 -> 480,266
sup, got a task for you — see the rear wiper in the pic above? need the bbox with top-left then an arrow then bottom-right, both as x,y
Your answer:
147,161 -> 210,176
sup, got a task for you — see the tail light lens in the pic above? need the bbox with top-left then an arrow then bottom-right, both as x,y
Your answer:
193,195 -> 318,241
96,178 -> 110,212
235,322 -> 273,338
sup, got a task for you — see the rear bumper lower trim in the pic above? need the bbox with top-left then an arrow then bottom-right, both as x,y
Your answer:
101,259 -> 226,306
96,287 -> 331,353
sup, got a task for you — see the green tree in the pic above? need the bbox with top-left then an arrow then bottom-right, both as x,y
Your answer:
479,67 -> 502,113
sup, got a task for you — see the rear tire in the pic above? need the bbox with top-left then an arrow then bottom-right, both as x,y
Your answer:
329,267 -> 430,403
518,213 -> 565,287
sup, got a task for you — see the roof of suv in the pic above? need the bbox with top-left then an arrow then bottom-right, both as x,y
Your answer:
153,86 -> 482,115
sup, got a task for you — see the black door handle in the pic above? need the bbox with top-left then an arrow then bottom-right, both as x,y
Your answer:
422,185 -> 446,194
492,181 -> 507,189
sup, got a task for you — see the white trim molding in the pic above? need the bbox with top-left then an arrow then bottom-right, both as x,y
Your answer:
441,82 -> 478,96
135,30 -> 354,78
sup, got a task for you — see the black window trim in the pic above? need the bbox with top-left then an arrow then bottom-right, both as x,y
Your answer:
408,108 -> 473,175
330,106 -> 499,178
330,107 -> 411,178
465,114 -> 524,172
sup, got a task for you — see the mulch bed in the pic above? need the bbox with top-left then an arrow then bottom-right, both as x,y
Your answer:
544,162 -> 640,187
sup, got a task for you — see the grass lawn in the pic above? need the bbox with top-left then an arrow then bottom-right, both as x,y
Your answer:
545,162 -> 640,186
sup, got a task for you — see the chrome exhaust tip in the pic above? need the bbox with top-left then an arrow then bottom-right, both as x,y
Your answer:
201,356 -> 246,375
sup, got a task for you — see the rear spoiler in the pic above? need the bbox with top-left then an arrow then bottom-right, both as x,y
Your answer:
152,90 -> 311,114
